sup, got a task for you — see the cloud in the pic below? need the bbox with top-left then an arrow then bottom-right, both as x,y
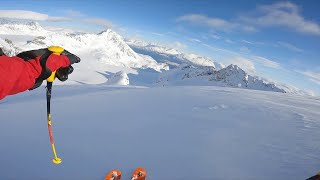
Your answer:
298,70 -> 320,84
202,43 -> 240,56
200,33 -> 220,40
177,14 -> 256,32
150,31 -> 178,37
173,41 -> 188,49
151,32 -> 166,36
188,38 -> 201,43
303,89 -> 316,96
0,10 -> 114,29
48,16 -> 72,22
241,40 -> 254,44
253,56 -> 281,69
240,1 -> 320,36
65,10 -> 85,17
239,46 -> 250,53
210,34 -> 221,39
309,78 -> 320,85
224,56 -> 283,74
225,39 -> 234,44
223,57 -> 256,74
177,2 -> 320,36
203,43 -> 282,70
276,41 -> 303,52
177,14 -> 234,30
0,10 -> 71,21
82,18 -> 113,28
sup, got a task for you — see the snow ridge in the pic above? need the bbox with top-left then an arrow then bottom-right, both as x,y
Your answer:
126,39 -> 224,69
157,64 -> 290,93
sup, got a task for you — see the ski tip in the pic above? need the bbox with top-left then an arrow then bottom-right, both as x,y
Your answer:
131,167 -> 146,180
104,169 -> 122,180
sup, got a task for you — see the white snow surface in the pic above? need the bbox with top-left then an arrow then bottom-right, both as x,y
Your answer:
0,85 -> 319,180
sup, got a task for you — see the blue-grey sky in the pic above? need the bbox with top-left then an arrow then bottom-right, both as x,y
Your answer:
1,0 -> 319,95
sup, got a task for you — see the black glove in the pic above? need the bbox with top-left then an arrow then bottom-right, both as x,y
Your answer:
56,49 -> 80,81
0,48 -> 5,56
17,47 -> 80,90
60,49 -> 81,64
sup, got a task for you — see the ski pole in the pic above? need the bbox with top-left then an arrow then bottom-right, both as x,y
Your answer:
46,46 -> 64,164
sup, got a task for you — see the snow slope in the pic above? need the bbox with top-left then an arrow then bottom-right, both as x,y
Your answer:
0,85 -> 319,180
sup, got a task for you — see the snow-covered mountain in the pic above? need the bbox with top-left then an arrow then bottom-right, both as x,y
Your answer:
0,20 -> 167,71
0,19 -> 47,35
0,20 -> 310,95
156,64 -> 288,93
0,37 -> 22,56
126,39 -> 225,69
24,30 -> 167,71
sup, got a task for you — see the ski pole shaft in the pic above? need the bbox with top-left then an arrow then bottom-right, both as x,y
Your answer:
46,81 -> 62,164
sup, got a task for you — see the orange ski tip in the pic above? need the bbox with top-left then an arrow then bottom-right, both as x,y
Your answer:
131,167 -> 146,180
104,169 -> 122,180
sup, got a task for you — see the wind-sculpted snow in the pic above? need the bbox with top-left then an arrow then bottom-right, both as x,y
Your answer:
0,85 -> 319,179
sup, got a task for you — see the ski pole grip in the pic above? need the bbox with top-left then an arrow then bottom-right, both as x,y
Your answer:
46,46 -> 65,82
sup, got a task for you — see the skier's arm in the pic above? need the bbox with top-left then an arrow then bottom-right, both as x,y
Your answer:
0,48 -> 80,100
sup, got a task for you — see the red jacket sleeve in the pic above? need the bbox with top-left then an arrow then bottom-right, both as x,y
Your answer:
0,54 -> 70,100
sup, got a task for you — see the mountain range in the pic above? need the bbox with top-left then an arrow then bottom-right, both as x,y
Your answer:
0,20 -> 310,95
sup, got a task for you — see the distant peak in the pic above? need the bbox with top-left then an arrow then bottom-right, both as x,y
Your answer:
226,64 -> 240,70
98,29 -> 120,37
0,19 -> 40,26
97,29 -> 123,40
26,21 -> 40,26
0,18 -> 13,24
98,29 -> 111,35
